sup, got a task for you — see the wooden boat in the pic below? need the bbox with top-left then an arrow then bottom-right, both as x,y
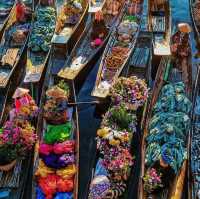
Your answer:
148,0 -> 171,57
31,47 -> 79,199
52,0 -> 88,52
0,0 -> 15,40
189,0 -> 200,50
122,31 -> 153,86
57,0 -> 126,92
91,0 -> 143,100
23,0 -> 57,84
188,65 -> 200,199
139,27 -> 192,199
0,90 -> 39,198
87,34 -> 150,199
88,0 -> 106,13
116,31 -> 152,199
0,0 -> 34,88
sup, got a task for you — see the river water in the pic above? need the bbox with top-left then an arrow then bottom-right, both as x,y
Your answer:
77,0 -> 199,198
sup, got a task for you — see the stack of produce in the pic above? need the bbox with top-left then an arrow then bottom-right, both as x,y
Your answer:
28,6 -> 56,52
143,82 -> 191,193
35,80 -> 77,199
102,14 -> 138,81
89,76 -> 148,198
56,0 -> 83,34
0,88 -> 38,170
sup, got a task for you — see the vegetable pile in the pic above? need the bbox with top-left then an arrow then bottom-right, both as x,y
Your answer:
144,82 -> 191,193
28,6 -> 56,52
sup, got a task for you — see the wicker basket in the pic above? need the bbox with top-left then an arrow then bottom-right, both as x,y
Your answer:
0,159 -> 17,171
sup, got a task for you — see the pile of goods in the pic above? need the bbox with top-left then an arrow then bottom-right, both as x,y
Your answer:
95,1 -> 141,96
0,88 -> 38,170
89,76 -> 148,198
143,82 -> 191,193
35,80 -> 77,199
56,0 -> 83,34
0,0 -> 14,17
28,6 -> 56,52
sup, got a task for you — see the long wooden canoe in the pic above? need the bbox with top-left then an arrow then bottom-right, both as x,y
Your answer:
0,0 -> 15,41
57,0 -> 126,92
189,65 -> 200,199
0,0 -> 34,88
139,30 -> 192,199
31,47 -> 79,199
52,0 -> 88,52
91,0 -> 144,100
120,31 -> 153,199
23,0 -> 57,84
148,0 -> 171,57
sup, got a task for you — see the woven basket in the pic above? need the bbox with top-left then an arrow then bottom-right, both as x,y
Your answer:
0,159 -> 17,171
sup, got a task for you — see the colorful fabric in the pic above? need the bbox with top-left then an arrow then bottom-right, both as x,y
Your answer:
43,122 -> 72,144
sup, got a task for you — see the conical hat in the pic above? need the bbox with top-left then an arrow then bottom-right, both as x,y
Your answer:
178,23 -> 192,33
46,86 -> 67,99
12,87 -> 29,99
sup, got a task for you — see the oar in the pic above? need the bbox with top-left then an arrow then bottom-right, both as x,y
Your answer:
68,100 -> 100,106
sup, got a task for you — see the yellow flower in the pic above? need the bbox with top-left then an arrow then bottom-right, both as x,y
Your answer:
97,128 -> 109,137
109,139 -> 120,146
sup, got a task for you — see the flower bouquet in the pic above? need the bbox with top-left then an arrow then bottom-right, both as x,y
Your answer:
143,168 -> 163,193
101,105 -> 137,133
0,120 -> 37,171
110,76 -> 149,110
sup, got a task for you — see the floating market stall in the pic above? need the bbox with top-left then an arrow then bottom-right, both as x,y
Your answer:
0,87 -> 38,199
0,0 -> 34,88
88,76 -> 149,199
58,0 -> 126,91
23,0 -> 56,85
52,0 -> 88,52
0,0 -> 15,40
139,23 -> 192,199
91,0 -> 143,100
32,51 -> 79,198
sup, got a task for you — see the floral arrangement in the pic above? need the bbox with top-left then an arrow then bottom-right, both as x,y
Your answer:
0,120 -> 37,164
143,168 -> 163,193
101,105 -> 137,132
110,76 -> 149,109
97,127 -> 132,147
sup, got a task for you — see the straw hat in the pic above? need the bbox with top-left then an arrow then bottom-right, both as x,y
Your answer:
178,23 -> 192,33
46,86 -> 67,99
12,87 -> 29,99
